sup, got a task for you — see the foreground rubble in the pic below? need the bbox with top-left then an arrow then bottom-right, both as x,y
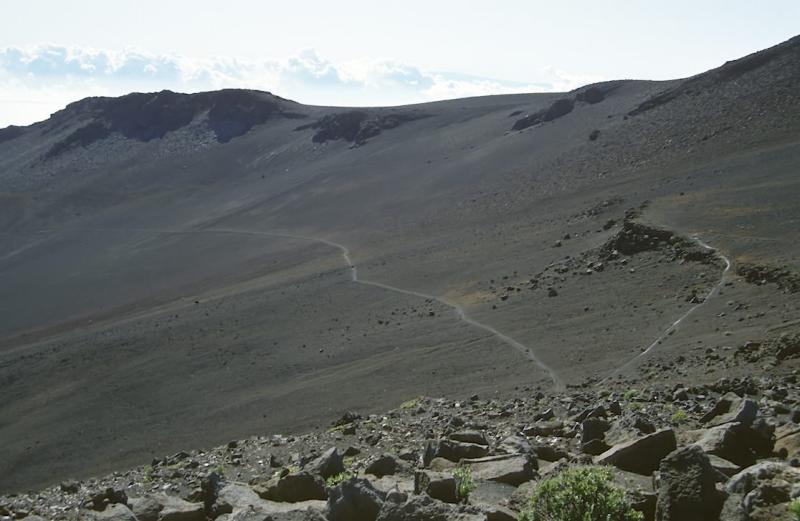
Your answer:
2,374 -> 799,521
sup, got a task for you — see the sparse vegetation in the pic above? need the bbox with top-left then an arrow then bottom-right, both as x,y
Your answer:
518,466 -> 643,521
670,409 -> 688,423
215,464 -> 225,476
325,472 -> 353,488
627,401 -> 643,412
399,397 -> 422,410
453,465 -> 475,503
142,465 -> 154,483
790,499 -> 800,520
623,389 -> 639,401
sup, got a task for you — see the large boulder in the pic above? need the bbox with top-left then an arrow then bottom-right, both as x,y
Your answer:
497,434 -> 531,455
215,483 -> 326,520
217,509 -> 326,521
581,418 -> 611,445
774,423 -> 800,460
327,478 -> 385,521
437,439 -> 490,461
153,494 -> 205,521
720,462 -> 800,521
701,392 -> 758,427
449,431 -> 489,446
255,472 -> 327,503
595,429 -> 677,475
306,448 -> 345,479
365,454 -> 398,478
655,445 -> 724,521
127,496 -> 162,521
693,421 -> 773,467
91,504 -> 138,521
413,470 -> 459,504
461,454 -> 538,486
376,494 -> 486,521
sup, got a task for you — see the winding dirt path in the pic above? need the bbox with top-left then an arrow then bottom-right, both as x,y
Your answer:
612,236 -> 731,375
23,226 -> 565,390
210,228 -> 566,391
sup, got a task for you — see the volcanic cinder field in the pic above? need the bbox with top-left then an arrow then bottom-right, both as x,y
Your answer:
1,35 -> 799,494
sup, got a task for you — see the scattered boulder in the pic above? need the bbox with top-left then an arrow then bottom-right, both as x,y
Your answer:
774,423 -> 800,460
700,392 -> 758,427
376,494 -> 485,521
84,488 -> 128,511
721,462 -> 800,521
497,434 -> 531,455
91,504 -> 138,521
693,420 -> 774,467
307,447 -> 345,479
327,478 -> 385,521
655,445 -> 724,521
436,439 -> 490,462
449,431 -> 489,446
255,472 -> 327,503
581,418 -> 611,444
595,429 -> 677,475
461,454 -> 537,486
365,454 -> 398,478
153,494 -> 205,521
413,470 -> 459,504
128,496 -> 163,521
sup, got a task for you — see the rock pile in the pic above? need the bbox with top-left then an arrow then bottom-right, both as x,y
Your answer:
2,372 -> 798,521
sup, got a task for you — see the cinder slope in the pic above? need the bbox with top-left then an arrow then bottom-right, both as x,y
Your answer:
0,36 -> 799,492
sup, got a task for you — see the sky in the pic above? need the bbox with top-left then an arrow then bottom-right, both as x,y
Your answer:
1,1 -> 798,127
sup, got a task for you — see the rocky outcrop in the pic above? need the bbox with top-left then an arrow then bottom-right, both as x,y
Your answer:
295,110 -> 429,146
45,89 -> 306,158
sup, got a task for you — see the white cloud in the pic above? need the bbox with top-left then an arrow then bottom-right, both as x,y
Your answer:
0,44 -> 604,126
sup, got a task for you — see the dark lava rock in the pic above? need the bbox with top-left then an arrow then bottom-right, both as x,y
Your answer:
376,494 -> 482,521
255,472 -> 327,503
655,445 -> 723,521
413,470 -> 458,504
595,429 -> 677,475
736,263 -> 800,293
327,478 -> 385,521
435,439 -> 490,461
581,418 -> 611,444
295,110 -> 428,146
511,98 -> 575,131
45,89 -> 304,158
307,447 -> 345,479
700,392 -> 758,427
365,454 -> 398,478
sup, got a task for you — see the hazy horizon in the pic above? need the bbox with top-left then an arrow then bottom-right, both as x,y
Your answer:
2,0 -> 798,127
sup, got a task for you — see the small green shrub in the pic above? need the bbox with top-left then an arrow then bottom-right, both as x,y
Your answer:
399,397 -> 422,410
627,402 -> 643,412
325,472 -> 353,488
518,466 -> 643,521
623,389 -> 639,401
453,465 -> 475,503
670,409 -> 688,423
789,499 -> 800,520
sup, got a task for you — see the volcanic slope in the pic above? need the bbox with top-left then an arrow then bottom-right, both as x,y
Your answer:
1,35 -> 799,492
